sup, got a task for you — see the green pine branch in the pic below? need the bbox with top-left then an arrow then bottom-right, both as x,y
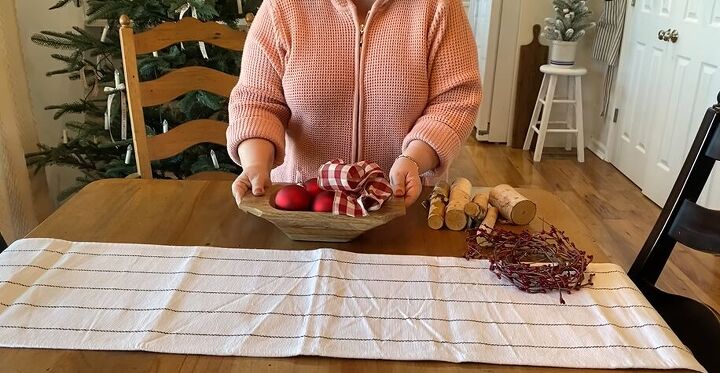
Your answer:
45,100 -> 104,120
33,27 -> 117,60
49,0 -> 81,10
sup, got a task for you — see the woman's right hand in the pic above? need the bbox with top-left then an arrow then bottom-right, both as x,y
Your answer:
231,138 -> 275,205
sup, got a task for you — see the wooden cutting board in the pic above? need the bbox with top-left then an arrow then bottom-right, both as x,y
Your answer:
511,24 -> 548,149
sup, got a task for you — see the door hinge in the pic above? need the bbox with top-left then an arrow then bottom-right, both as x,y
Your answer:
613,108 -> 620,123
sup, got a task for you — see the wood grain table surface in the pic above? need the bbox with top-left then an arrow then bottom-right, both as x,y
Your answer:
2,179 -> 689,373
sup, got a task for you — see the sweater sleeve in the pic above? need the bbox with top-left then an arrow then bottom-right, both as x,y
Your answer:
402,0 -> 482,176
227,0 -> 290,167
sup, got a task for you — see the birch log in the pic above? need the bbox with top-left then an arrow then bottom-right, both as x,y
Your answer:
488,184 -> 536,225
426,181 -> 450,230
464,193 -> 489,219
444,178 -> 472,231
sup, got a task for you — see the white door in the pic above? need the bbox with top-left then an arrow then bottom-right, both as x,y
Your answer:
612,0 -> 720,207
468,0 -> 502,141
612,0 -> 673,187
641,0 -> 720,205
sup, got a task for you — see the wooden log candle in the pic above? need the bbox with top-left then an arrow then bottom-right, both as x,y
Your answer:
426,181 -> 450,230
489,184 -> 537,225
464,193 -> 489,219
445,178 -> 472,231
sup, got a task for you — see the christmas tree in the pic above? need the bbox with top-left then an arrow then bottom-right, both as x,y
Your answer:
542,0 -> 596,42
25,0 -> 263,201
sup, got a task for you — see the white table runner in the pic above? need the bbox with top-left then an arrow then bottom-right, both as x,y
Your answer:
0,238 -> 705,371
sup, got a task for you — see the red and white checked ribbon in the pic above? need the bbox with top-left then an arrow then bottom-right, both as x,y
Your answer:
317,159 -> 393,217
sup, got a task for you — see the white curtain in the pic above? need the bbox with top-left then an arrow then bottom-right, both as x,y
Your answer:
0,0 -> 51,242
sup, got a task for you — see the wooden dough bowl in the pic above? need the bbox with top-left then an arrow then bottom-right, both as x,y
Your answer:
237,184 -> 406,242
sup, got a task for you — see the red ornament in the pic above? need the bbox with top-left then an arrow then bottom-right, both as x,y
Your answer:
274,185 -> 312,211
312,190 -> 335,212
303,178 -> 322,197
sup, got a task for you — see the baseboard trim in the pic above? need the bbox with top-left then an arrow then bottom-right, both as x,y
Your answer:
588,139 -> 610,162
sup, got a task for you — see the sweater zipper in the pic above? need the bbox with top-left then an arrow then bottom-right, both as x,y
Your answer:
353,11 -> 371,163
360,23 -> 365,46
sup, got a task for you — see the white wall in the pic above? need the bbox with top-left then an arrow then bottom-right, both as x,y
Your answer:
503,0 -> 607,153
14,1 -> 85,206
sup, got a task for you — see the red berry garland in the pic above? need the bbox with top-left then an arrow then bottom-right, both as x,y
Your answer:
465,226 -> 595,304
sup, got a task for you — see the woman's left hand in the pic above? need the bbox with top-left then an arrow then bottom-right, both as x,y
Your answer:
389,156 -> 422,207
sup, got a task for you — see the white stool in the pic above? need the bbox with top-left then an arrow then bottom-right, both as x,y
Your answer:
523,64 -> 586,162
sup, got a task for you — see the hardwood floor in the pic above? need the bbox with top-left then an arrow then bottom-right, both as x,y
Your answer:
449,141 -> 719,312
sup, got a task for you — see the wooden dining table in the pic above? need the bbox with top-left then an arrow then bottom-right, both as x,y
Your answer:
2,179 -> 689,372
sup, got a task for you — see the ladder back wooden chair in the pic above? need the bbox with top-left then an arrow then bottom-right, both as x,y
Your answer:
628,91 -> 720,372
118,15 -> 246,179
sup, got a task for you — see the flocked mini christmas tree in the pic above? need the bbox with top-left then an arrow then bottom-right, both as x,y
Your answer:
542,0 -> 596,42
25,0 -> 262,201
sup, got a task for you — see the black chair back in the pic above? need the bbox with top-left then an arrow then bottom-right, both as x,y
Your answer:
627,92 -> 720,372
629,92 -> 720,283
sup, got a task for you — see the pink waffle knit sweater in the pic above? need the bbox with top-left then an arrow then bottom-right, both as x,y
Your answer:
227,0 -> 482,182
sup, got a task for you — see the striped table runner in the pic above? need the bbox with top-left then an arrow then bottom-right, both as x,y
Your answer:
0,238 -> 705,371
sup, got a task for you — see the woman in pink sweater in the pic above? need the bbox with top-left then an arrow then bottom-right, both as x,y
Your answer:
229,0 -> 482,206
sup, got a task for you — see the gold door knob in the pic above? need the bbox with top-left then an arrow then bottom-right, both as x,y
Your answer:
668,29 -> 679,43
658,29 -> 666,40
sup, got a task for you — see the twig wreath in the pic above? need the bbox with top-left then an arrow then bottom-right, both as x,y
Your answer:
466,226 -> 595,304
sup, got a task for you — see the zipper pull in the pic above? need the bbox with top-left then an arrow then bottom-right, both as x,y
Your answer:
360,23 -> 365,46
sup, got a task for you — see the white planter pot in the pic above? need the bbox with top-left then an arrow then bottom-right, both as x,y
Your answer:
549,40 -> 578,68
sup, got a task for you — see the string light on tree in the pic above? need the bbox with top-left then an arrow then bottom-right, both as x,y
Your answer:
210,150 -> 220,169
125,145 -> 133,165
100,24 -> 110,43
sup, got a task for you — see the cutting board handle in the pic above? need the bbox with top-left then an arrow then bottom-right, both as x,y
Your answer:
531,24 -> 542,45
510,24 -> 549,149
